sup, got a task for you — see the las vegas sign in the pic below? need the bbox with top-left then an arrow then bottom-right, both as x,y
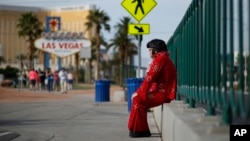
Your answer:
35,31 -> 91,58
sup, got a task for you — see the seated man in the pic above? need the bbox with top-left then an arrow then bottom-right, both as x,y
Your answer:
128,39 -> 177,138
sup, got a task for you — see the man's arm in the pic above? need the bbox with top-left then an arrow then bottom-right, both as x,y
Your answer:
136,55 -> 165,101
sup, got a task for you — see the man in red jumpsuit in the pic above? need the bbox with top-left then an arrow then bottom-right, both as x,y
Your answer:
128,39 -> 177,138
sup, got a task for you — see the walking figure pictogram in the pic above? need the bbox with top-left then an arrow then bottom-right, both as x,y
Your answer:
132,0 -> 144,15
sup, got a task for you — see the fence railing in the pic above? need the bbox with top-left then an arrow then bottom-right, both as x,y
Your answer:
167,0 -> 250,124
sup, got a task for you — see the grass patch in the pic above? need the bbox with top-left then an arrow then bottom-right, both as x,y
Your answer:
73,83 -> 95,90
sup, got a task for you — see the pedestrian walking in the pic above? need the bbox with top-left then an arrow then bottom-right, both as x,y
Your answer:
59,68 -> 68,94
28,68 -> 37,91
46,68 -> 53,92
53,70 -> 60,91
67,71 -> 73,90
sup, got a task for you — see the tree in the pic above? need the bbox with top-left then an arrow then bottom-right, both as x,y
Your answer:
110,16 -> 137,65
109,16 -> 137,85
109,52 -> 122,84
85,8 -> 110,80
85,35 -> 109,82
16,12 -> 43,69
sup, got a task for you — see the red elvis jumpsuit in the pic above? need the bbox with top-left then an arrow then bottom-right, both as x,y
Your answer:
128,51 -> 177,133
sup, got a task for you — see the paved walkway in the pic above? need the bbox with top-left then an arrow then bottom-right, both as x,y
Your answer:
0,86 -> 161,141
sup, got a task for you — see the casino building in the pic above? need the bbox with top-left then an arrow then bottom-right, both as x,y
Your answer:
0,4 -> 94,71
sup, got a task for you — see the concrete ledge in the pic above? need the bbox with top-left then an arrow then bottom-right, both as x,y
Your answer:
153,105 -> 162,132
112,90 -> 125,102
153,100 -> 229,141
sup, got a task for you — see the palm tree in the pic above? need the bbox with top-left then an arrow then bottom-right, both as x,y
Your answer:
109,51 -> 122,84
16,12 -> 43,69
86,35 -> 109,82
109,16 -> 138,85
85,8 -> 110,80
110,16 -> 137,65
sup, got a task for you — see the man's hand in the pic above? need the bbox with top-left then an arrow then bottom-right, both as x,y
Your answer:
131,92 -> 138,100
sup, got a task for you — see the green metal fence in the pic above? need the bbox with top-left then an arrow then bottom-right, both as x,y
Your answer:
167,0 -> 250,124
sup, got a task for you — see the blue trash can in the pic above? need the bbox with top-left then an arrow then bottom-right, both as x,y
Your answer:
95,80 -> 110,102
125,78 -> 143,112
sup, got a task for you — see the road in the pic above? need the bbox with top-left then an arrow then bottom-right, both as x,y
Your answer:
0,86 -> 161,141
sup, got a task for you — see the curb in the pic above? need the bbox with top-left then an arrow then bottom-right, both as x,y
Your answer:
0,131 -> 20,141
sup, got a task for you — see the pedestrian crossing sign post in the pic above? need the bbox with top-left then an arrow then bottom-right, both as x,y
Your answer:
128,23 -> 150,35
121,0 -> 157,22
121,0 -> 157,77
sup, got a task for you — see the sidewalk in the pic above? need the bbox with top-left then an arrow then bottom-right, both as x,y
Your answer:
0,85 -> 161,141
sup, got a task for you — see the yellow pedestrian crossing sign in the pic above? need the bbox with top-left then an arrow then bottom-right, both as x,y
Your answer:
128,23 -> 150,35
121,0 -> 157,22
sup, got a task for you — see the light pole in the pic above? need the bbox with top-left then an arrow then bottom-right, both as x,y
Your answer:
137,35 -> 142,78
18,54 -> 23,92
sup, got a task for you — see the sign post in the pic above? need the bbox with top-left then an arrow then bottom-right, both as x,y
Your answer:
138,35 -> 142,77
121,0 -> 157,77
45,16 -> 61,70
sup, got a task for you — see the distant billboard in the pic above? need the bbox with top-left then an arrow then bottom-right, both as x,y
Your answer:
35,31 -> 91,58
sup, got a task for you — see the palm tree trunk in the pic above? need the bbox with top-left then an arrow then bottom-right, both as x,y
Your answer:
95,45 -> 100,80
124,44 -> 128,64
29,45 -> 32,69
88,59 -> 92,83
120,46 -> 126,64
75,53 -> 79,83
29,55 -> 32,69
95,33 -> 101,80
43,51 -> 46,70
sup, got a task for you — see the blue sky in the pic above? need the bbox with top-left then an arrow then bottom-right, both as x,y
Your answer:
0,0 -> 192,66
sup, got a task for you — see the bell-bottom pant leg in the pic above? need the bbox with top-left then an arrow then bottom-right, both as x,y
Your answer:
128,95 -> 149,133
128,91 -> 166,133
